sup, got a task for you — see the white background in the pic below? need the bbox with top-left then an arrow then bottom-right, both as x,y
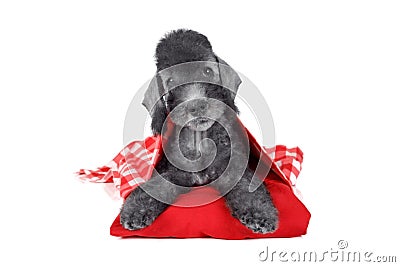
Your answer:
1,1 -> 399,266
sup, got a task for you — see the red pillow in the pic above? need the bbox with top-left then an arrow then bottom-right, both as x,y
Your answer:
78,119 -> 311,239
110,173 -> 310,239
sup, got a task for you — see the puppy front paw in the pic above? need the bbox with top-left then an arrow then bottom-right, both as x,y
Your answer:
238,212 -> 278,234
120,208 -> 158,231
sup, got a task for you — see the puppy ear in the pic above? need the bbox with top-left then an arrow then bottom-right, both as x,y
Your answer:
216,56 -> 242,99
142,75 -> 168,135
150,100 -> 168,135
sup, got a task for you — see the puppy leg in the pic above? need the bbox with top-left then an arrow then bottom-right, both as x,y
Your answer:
222,170 -> 278,233
120,171 -> 189,230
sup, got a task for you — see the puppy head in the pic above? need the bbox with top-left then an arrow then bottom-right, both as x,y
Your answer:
143,29 -> 241,134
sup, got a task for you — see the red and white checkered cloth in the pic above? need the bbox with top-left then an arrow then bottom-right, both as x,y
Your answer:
77,135 -> 304,200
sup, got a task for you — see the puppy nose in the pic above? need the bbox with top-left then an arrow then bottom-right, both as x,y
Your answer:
186,99 -> 209,115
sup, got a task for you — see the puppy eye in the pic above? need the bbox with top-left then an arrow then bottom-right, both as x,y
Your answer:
203,67 -> 214,77
166,77 -> 174,86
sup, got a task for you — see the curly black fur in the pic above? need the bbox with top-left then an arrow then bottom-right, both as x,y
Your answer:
155,29 -> 214,71
120,29 -> 278,234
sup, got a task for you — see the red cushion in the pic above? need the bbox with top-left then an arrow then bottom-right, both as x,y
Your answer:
110,170 -> 311,239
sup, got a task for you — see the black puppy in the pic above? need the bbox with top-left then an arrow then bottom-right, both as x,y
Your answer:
120,29 -> 278,233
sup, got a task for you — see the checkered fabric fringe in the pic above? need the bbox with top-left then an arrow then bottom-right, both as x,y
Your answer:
76,136 -> 303,199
